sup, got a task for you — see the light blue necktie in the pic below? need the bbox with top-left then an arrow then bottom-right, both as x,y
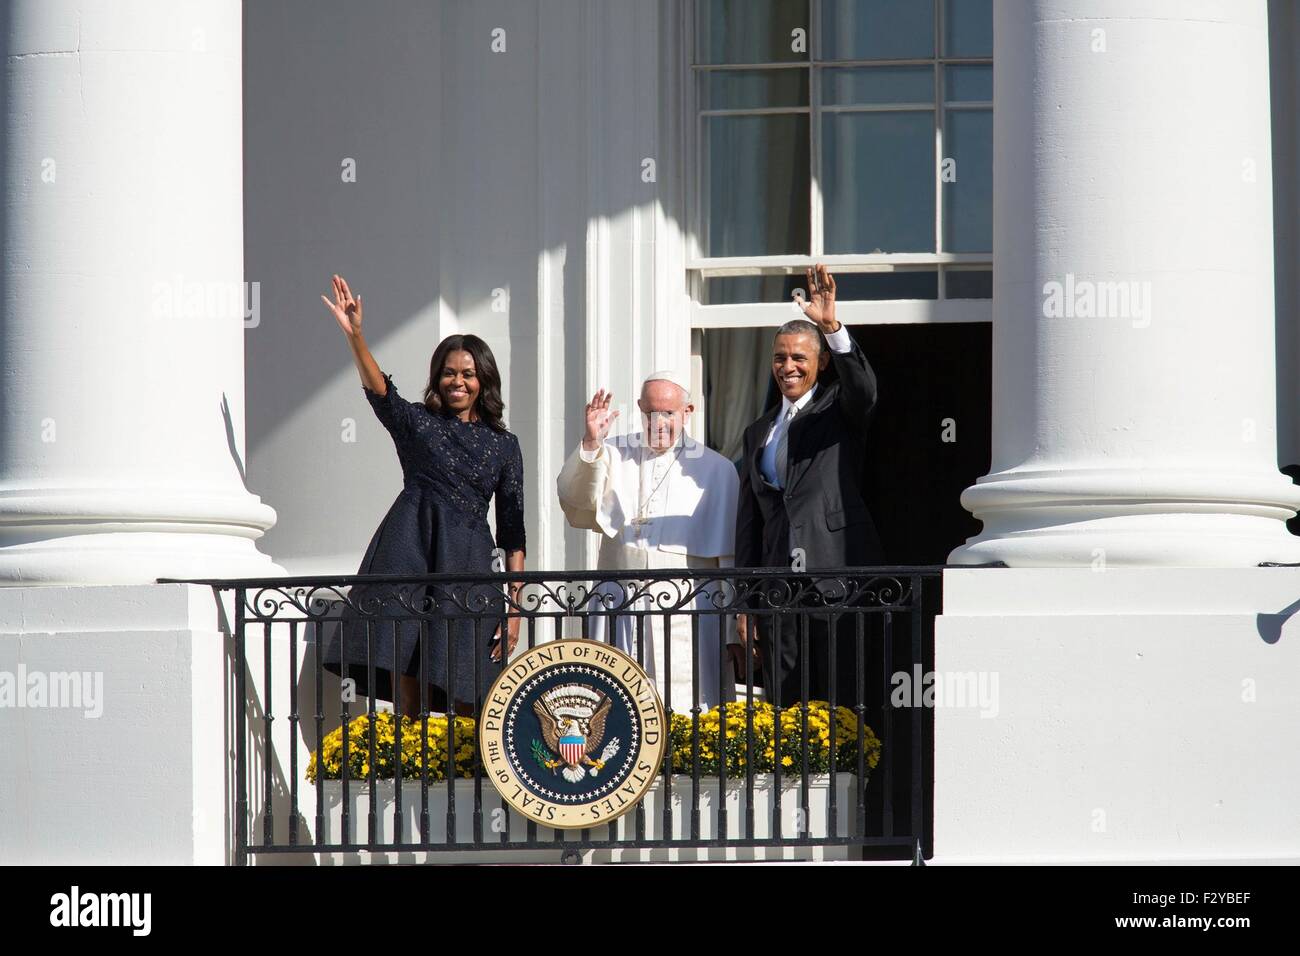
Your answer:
762,405 -> 797,489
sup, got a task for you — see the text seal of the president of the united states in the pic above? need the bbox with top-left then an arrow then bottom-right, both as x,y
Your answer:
479,639 -> 666,829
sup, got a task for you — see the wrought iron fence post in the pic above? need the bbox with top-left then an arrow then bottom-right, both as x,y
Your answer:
234,587 -> 248,866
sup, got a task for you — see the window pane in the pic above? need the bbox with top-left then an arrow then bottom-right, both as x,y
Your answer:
820,0 -> 935,60
705,275 -> 803,304
702,69 -> 808,110
944,0 -> 993,57
831,271 -> 937,298
942,109 -> 992,253
823,65 -> 934,105
822,111 -> 935,253
944,64 -> 991,102
706,271 -> 937,303
705,114 -> 810,256
945,269 -> 992,298
698,0 -> 810,64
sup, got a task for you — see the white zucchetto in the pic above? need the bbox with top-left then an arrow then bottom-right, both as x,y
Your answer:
642,369 -> 692,401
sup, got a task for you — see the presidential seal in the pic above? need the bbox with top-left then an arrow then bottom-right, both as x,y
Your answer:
478,639 -> 666,829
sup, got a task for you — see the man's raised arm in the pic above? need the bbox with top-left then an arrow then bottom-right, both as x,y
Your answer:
795,264 -> 877,423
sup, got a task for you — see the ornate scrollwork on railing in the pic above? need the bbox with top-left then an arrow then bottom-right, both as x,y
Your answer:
248,583 -> 353,620
727,573 -> 911,611
239,570 -> 918,621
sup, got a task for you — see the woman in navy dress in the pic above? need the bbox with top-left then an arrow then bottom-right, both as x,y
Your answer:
318,274 -> 526,718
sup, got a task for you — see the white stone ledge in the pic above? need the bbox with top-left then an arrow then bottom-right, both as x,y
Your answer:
942,566 -> 1300,615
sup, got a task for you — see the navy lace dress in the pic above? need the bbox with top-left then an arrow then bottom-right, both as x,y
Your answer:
321,371 -> 526,709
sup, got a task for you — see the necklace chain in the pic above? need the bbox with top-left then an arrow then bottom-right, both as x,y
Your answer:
633,437 -> 685,529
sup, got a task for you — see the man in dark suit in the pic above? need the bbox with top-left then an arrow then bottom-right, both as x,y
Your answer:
733,264 -> 884,707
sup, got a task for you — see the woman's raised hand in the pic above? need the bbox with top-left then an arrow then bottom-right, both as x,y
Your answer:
321,274 -> 363,338
326,273 -> 386,395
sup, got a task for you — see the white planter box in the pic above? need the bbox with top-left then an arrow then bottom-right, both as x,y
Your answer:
627,772 -> 863,843
278,772 -> 865,864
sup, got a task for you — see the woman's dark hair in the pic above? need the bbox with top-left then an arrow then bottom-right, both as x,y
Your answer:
422,334 -> 506,430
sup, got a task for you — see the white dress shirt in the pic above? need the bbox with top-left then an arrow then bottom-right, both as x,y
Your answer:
759,323 -> 853,488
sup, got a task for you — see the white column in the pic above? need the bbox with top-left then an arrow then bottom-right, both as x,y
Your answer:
0,0 -> 280,584
951,0 -> 1300,567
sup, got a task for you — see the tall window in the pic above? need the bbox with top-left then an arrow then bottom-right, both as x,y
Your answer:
691,0 -> 992,306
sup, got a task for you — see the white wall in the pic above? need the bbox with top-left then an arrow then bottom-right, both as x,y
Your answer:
935,567 -> 1300,863
0,584 -> 231,864
243,0 -> 690,577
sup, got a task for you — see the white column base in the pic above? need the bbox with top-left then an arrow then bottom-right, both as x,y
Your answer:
0,487 -> 282,584
951,468 -> 1300,566
932,567 -> 1300,863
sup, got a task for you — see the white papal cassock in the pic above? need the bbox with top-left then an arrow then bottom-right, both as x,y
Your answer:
557,430 -> 740,712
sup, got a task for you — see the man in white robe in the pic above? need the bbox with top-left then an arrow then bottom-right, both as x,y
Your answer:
556,372 -> 741,713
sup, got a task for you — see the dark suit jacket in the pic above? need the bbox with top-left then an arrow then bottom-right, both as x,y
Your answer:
735,338 -> 884,573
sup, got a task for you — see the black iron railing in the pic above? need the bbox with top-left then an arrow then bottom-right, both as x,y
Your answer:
164,566 -> 939,864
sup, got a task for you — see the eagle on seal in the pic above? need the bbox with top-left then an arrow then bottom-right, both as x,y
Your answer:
533,684 -> 617,783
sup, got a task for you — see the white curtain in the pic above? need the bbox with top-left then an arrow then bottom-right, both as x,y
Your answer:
703,327 -> 777,463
